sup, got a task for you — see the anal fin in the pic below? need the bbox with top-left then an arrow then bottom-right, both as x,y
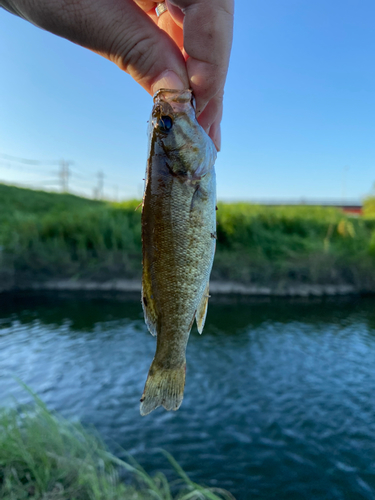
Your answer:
196,282 -> 210,334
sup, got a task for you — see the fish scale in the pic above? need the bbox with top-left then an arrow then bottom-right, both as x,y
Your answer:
140,89 -> 217,416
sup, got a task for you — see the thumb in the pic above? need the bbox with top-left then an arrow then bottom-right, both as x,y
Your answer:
105,0 -> 189,94
2,0 -> 189,94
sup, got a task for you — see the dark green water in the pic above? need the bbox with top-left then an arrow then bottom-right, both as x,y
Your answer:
0,292 -> 375,500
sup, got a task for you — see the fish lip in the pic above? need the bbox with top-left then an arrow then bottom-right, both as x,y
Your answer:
153,88 -> 195,110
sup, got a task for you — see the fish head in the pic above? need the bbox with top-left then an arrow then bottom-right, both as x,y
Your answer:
149,89 -> 217,178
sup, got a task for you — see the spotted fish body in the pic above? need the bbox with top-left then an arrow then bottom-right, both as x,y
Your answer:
140,89 -> 217,416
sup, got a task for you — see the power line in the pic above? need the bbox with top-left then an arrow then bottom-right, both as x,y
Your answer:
0,160 -> 56,175
66,162 -> 132,187
0,153 -> 60,166
1,152 -> 133,186
1,152 -> 137,199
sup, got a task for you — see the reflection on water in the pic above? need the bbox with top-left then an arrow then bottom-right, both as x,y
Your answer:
0,292 -> 375,500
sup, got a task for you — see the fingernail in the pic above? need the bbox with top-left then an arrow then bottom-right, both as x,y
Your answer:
152,70 -> 186,93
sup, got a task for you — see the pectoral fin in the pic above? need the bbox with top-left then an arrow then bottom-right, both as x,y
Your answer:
142,273 -> 159,336
196,282 -> 210,334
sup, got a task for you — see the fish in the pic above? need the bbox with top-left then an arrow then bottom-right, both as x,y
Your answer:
140,89 -> 217,416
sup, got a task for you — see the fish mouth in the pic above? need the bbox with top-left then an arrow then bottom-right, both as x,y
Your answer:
153,88 -> 195,109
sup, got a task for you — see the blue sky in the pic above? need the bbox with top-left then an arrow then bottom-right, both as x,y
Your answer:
0,0 -> 374,201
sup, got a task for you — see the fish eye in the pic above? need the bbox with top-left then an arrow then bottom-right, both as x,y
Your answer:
158,115 -> 173,132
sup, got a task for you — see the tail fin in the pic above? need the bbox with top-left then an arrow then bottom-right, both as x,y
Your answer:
140,361 -> 186,416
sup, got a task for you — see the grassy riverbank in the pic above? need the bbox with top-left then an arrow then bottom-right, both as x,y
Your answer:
1,183 -> 375,290
0,389 -> 233,500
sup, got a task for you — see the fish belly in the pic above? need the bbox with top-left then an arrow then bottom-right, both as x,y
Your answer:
140,163 -> 216,415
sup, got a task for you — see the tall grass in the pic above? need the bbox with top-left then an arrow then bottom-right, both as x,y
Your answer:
364,197 -> 375,259
363,196 -> 375,218
0,388 -> 234,500
1,184 -> 375,287
1,198 -> 142,280
213,203 -> 375,286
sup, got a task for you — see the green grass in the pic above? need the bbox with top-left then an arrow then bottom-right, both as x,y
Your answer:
0,387 -> 234,500
213,202 -> 375,286
363,195 -> 375,218
0,185 -> 142,281
1,183 -> 375,288
0,183 -> 101,216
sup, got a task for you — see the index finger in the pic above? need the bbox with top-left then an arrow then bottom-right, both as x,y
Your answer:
168,0 -> 234,115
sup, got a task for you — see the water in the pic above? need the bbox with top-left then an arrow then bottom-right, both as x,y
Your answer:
1,292 -> 375,500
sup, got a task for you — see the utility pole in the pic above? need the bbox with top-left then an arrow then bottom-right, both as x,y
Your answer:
95,170 -> 104,200
59,159 -> 73,192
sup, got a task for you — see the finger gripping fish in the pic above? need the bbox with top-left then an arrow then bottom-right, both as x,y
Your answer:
140,89 -> 217,416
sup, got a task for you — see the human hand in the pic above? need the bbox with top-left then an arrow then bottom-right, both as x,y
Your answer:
141,0 -> 234,150
1,0 -> 233,150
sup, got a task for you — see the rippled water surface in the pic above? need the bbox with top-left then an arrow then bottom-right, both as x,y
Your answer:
1,292 -> 375,499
